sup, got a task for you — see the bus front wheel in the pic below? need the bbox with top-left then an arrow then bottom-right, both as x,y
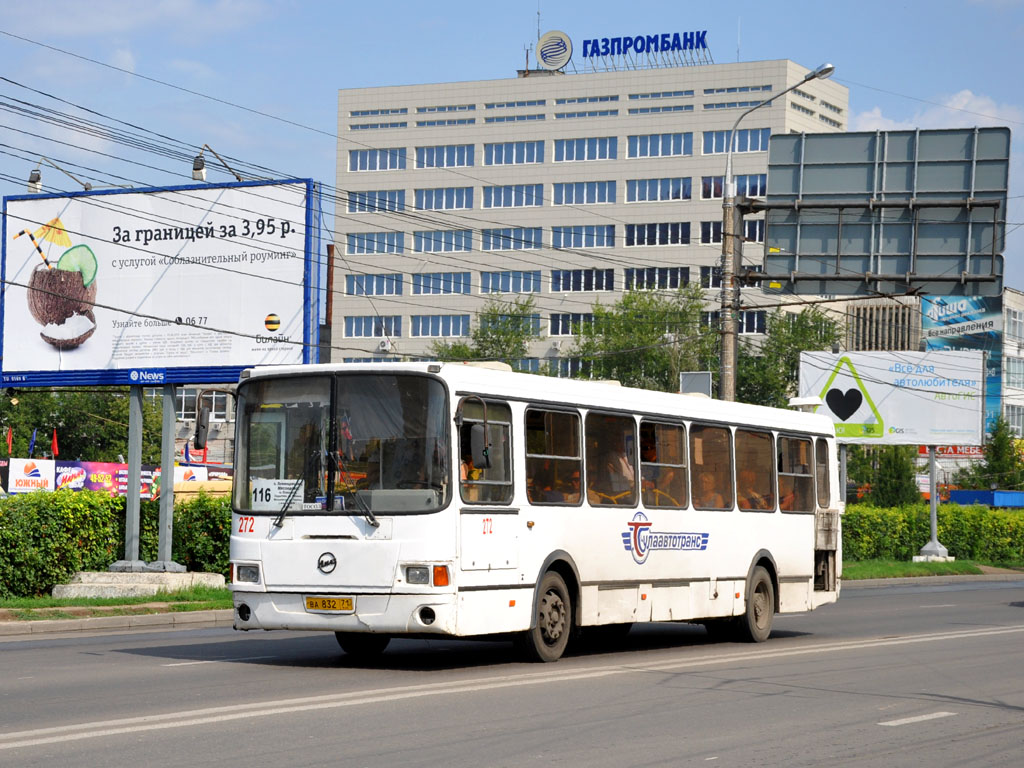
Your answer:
518,571 -> 572,662
335,631 -> 390,657
738,566 -> 774,643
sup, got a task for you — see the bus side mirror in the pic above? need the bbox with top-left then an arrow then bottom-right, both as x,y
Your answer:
471,423 -> 491,470
194,406 -> 210,450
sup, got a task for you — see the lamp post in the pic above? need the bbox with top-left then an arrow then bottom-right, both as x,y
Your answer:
719,62 -> 834,400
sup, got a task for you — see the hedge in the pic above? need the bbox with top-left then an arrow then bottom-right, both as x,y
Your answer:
0,490 -> 231,598
843,502 -> 1024,562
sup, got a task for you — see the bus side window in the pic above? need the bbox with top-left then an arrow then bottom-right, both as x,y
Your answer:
640,420 -> 687,508
735,429 -> 775,511
778,436 -> 813,512
458,399 -> 514,504
525,408 -> 582,505
585,412 -> 637,506
689,424 -> 733,510
815,438 -> 831,508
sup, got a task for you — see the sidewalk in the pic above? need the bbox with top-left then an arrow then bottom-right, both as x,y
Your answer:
0,609 -> 233,637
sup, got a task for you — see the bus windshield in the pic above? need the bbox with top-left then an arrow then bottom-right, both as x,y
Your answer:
235,373 -> 450,515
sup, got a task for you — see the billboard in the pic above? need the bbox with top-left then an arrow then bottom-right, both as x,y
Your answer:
762,127 -> 1010,296
799,350 -> 985,445
920,295 -> 1002,433
2,179 -> 319,387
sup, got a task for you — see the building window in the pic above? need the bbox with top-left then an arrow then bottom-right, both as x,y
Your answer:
704,85 -> 772,95
486,99 -> 545,109
417,104 -> 475,113
415,144 -> 474,168
701,173 -> 766,199
1006,405 -> 1024,437
792,88 -> 815,102
554,109 -> 618,119
553,180 -> 616,205
555,358 -> 588,378
481,228 -> 543,251
552,225 -> 615,248
700,266 -> 722,289
481,270 -> 542,293
416,118 -> 475,127
628,132 -> 693,158
414,187 -> 473,210
1008,309 -> 1024,340
790,102 -> 815,116
744,219 -> 765,243
626,177 -> 691,203
411,315 -> 470,337
551,313 -> 594,335
703,128 -> 770,154
345,315 -> 402,338
700,221 -> 723,244
351,121 -> 407,130
348,148 -> 406,171
819,115 -> 842,128
346,273 -> 403,296
413,230 -> 472,253
629,90 -> 694,100
513,358 -> 541,373
701,311 -> 768,336
554,137 -> 617,162
625,222 -> 690,247
1007,357 -> 1024,389
551,268 -> 614,292
480,314 -> 541,335
346,231 -> 404,254
625,267 -> 689,290
484,141 -> 544,165
411,272 -> 472,295
555,95 -> 619,104
703,101 -> 763,110
350,107 -> 408,117
484,114 -> 545,123
629,104 -> 694,114
347,189 -> 405,212
175,388 -> 230,421
483,184 -> 543,208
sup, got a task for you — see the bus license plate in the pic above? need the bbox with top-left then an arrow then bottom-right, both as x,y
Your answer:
305,596 -> 354,613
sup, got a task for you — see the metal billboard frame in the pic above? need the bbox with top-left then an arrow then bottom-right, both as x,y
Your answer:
757,127 -> 1010,297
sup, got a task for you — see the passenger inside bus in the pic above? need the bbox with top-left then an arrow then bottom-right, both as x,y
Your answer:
587,446 -> 634,504
694,470 -> 726,509
738,467 -> 773,510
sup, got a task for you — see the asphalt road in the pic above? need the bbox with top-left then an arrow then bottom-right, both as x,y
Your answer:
2,578 -> 1023,767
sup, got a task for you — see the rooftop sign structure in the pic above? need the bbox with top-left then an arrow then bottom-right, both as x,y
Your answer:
759,127 -> 1010,297
535,29 -> 714,73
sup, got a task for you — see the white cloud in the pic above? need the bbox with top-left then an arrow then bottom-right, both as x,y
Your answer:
167,59 -> 216,80
110,48 -> 137,75
853,90 -> 1024,131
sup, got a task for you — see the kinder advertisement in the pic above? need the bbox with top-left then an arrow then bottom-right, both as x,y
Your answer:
9,458 -> 56,493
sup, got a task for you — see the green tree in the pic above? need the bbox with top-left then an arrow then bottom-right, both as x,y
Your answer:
954,416 -> 1024,490
569,284 -> 718,391
430,295 -> 540,365
736,307 -> 843,408
863,445 -> 922,507
0,388 -> 164,463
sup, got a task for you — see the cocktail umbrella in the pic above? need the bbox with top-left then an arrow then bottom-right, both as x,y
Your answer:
13,217 -> 71,269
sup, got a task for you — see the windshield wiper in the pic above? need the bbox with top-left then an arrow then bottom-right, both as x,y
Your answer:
273,474 -> 304,528
333,450 -> 379,528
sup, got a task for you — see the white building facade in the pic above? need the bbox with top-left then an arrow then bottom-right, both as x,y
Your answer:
333,51 -> 849,369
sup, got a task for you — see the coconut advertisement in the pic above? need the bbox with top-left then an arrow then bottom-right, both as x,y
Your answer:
1,179 -> 318,387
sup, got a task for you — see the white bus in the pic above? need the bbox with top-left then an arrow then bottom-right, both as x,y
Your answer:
218,361 -> 841,662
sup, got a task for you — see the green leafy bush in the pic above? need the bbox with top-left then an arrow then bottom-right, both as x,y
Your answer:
172,493 -> 232,576
844,503 -> 1024,562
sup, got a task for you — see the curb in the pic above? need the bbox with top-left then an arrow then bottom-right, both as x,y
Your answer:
843,573 -> 1024,589
0,609 -> 234,637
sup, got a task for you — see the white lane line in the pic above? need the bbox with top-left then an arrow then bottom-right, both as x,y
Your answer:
1,623 -> 1022,751
162,656 -> 276,667
918,604 -> 957,608
879,712 -> 956,727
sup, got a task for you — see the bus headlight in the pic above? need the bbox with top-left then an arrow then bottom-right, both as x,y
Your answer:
406,566 -> 430,584
236,564 -> 260,583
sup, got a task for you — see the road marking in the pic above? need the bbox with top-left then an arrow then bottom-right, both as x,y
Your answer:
161,655 -> 276,667
918,604 -> 957,608
1,624 -> 1022,751
879,712 -> 956,727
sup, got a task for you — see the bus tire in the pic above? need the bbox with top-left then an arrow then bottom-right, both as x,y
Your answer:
519,571 -> 572,662
738,566 -> 774,643
335,632 -> 390,657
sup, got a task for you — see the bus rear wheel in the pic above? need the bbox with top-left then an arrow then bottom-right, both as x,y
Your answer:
335,632 -> 390,657
738,566 -> 774,643
518,571 -> 572,662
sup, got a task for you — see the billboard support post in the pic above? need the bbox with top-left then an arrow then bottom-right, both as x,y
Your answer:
916,446 -> 951,560
110,385 -> 145,572
152,384 -> 185,572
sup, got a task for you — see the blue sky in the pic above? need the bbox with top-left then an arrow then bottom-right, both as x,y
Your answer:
0,0 -> 1021,283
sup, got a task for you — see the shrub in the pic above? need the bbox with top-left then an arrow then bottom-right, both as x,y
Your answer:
172,493 -> 232,576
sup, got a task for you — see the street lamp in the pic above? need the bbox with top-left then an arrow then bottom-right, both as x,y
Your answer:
719,62 -> 834,401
